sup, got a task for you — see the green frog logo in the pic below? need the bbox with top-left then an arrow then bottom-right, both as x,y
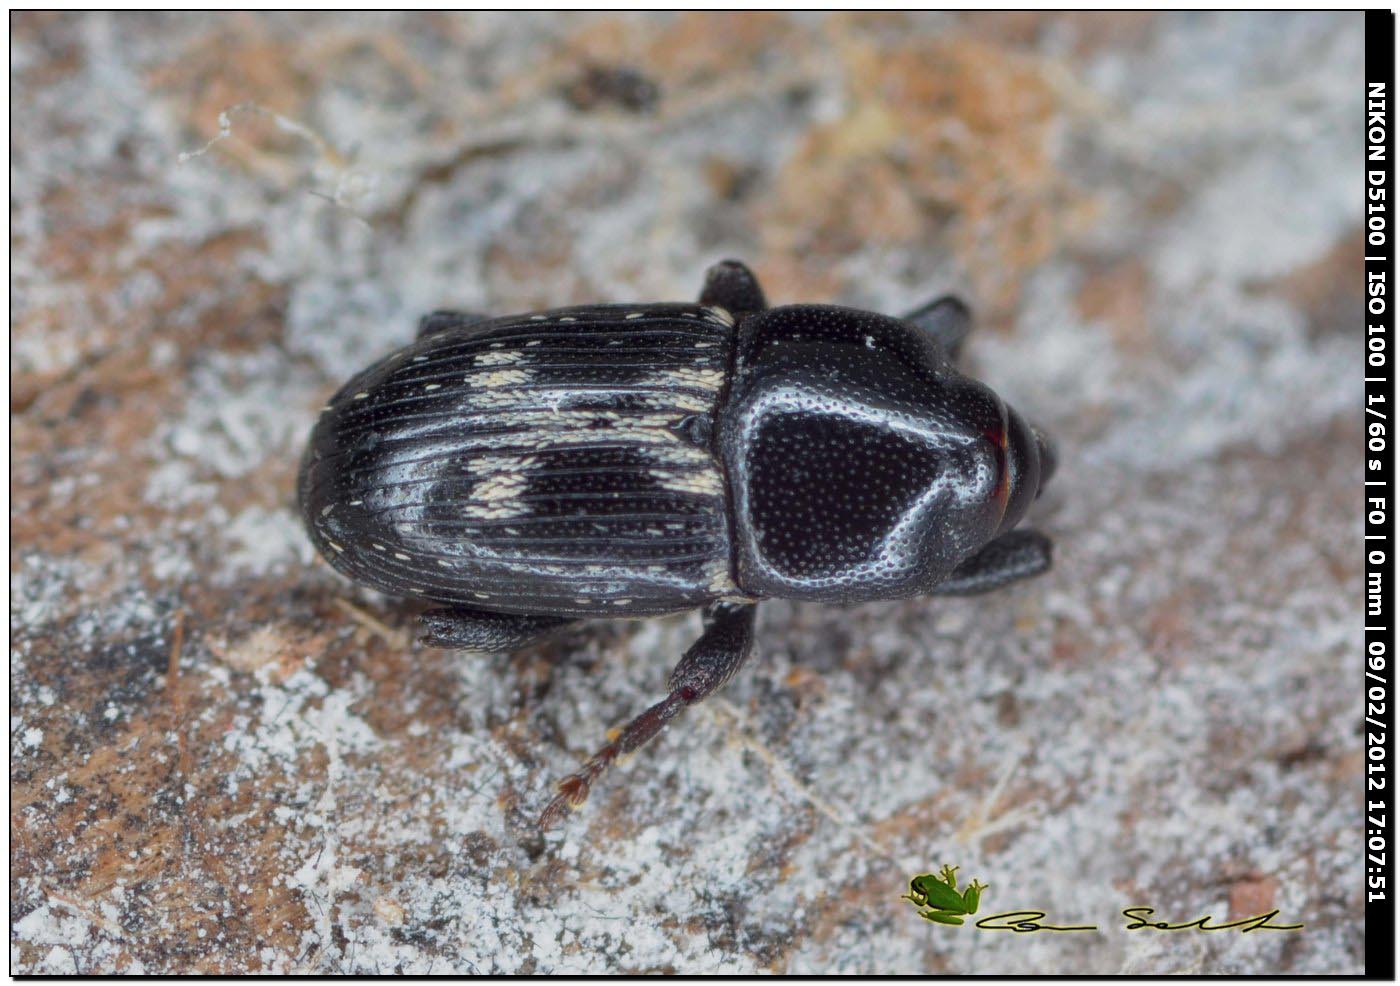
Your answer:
902,865 -> 988,926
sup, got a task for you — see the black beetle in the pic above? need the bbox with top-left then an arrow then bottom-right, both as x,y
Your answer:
298,260 -> 1056,827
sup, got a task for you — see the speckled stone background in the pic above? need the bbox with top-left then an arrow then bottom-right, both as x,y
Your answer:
11,11 -> 1364,974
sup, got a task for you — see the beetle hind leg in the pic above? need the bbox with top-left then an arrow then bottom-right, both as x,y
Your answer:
902,295 -> 972,362
539,601 -> 758,829
419,607 -> 575,652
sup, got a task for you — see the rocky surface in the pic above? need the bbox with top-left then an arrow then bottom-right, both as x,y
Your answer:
11,11 -> 1364,974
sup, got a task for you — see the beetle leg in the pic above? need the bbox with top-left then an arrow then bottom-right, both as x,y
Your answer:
902,295 -> 972,362
419,607 -> 575,652
416,310 -> 491,339
539,601 -> 758,828
931,529 -> 1052,596
698,259 -> 768,317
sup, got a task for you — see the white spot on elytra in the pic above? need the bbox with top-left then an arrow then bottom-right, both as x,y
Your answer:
353,392 -> 369,400
477,368 -> 531,387
394,552 -> 410,560
653,367 -> 724,391
473,350 -> 521,367
707,561 -> 738,594
652,469 -> 724,497
625,312 -> 644,319
472,473 -> 527,502
530,314 -> 547,321
424,383 -> 441,392
372,543 -> 386,551
704,305 -> 735,327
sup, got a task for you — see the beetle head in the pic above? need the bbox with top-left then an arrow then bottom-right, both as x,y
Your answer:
996,402 -> 1056,537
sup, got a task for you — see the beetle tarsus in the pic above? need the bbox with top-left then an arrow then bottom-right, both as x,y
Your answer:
540,691 -> 686,828
420,607 -> 574,652
902,295 -> 972,362
538,602 -> 758,829
539,775 -> 592,830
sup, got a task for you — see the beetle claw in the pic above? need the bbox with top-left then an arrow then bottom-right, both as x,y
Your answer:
539,776 -> 591,829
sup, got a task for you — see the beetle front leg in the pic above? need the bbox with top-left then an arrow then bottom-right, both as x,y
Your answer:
931,529 -> 1052,596
902,295 -> 972,362
539,601 -> 758,828
698,259 -> 768,318
419,606 -> 575,652
416,310 -> 491,339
